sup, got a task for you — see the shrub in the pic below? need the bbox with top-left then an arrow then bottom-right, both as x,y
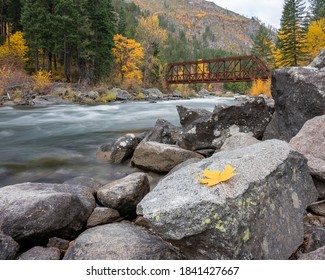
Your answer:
98,92 -> 117,103
31,70 -> 52,93
135,92 -> 145,100
248,78 -> 272,98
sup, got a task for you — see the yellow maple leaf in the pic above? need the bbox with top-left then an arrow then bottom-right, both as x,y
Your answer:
196,165 -> 236,187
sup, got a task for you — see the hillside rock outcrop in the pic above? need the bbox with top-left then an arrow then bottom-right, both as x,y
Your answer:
137,140 -> 318,259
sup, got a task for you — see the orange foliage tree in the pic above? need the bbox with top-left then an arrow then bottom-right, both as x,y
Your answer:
112,34 -> 144,88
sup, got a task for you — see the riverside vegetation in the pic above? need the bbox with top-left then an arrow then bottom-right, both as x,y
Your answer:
0,49 -> 325,260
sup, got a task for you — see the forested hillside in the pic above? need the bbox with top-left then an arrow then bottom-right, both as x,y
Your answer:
0,0 -> 324,92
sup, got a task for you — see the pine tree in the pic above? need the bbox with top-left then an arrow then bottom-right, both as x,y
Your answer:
277,0 -> 307,67
77,0 -> 117,84
251,25 -> 275,68
309,0 -> 325,20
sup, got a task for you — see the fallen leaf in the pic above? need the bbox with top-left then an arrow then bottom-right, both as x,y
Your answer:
196,164 -> 236,187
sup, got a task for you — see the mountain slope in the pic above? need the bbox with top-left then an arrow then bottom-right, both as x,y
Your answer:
131,0 -> 262,55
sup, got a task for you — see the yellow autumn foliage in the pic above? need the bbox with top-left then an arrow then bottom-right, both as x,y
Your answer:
32,70 -> 52,93
248,78 -> 272,98
0,31 -> 28,64
112,34 -> 144,88
305,19 -> 325,62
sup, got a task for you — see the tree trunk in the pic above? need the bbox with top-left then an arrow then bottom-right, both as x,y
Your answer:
34,51 -> 39,72
64,42 -> 71,82
48,52 -> 53,73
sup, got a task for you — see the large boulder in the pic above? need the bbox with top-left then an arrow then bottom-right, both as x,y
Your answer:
290,115 -> 325,199
96,173 -> 150,216
212,96 -> 273,139
137,140 -> 318,259
96,134 -> 139,163
0,183 -> 96,244
0,233 -> 20,260
131,141 -> 204,173
176,97 -> 273,151
63,223 -> 183,260
143,119 -> 182,145
178,118 -> 224,151
177,105 -> 212,128
264,65 -> 325,142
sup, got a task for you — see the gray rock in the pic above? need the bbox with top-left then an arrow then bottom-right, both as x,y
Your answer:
177,105 -> 212,128
77,91 -> 99,100
137,140 -> 318,259
167,158 -> 203,176
264,67 -> 325,141
64,176 -> 102,195
313,177 -> 325,200
212,96 -> 273,139
131,141 -> 204,173
299,246 -> 325,260
0,183 -> 96,243
178,118 -> 223,151
143,88 -> 164,100
0,233 -> 19,260
172,90 -> 182,98
31,95 -> 68,106
308,200 -> 325,217
47,237 -> 70,254
220,133 -> 260,151
96,134 -> 139,163
110,87 -> 131,101
143,119 -> 182,145
309,48 -> 325,69
198,88 -> 210,96
290,115 -> 325,196
17,246 -> 60,260
97,173 -> 150,216
63,223 -> 183,260
296,214 -> 325,257
87,207 -> 120,228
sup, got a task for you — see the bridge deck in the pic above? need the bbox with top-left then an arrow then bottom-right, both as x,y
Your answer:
166,56 -> 270,84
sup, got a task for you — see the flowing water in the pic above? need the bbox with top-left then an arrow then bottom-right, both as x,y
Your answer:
0,97 -> 235,187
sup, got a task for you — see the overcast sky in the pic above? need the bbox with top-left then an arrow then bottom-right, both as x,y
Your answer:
209,0 -> 297,29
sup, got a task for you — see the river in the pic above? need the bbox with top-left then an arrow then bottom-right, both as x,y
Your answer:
0,97 -> 235,187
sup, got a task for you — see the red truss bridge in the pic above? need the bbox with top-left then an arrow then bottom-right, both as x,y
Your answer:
165,56 -> 270,84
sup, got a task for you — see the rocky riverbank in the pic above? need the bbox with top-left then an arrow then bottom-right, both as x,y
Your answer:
1,49 -> 325,260
0,84 -> 231,107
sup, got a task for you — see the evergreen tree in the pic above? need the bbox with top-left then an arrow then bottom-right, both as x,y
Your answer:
21,0 -> 51,71
277,0 -> 307,66
251,25 -> 275,68
310,0 -> 325,20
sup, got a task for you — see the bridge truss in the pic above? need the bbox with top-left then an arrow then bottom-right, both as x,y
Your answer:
165,56 -> 270,84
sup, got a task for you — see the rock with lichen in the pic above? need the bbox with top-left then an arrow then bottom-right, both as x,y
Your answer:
137,140 -> 317,259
